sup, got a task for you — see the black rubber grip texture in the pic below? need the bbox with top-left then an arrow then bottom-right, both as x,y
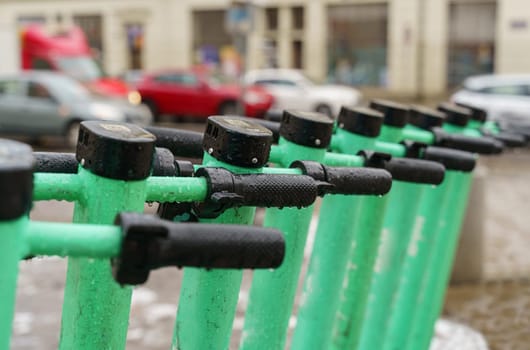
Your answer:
112,212 -> 285,285
359,151 -> 445,185
145,126 -> 204,159
491,132 -> 526,148
422,146 -> 476,172
384,157 -> 445,185
432,127 -> 503,154
192,167 -> 319,218
290,160 -> 392,196
34,152 -> 78,173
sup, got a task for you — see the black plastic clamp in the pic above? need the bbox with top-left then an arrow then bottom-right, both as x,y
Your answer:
192,167 -> 320,218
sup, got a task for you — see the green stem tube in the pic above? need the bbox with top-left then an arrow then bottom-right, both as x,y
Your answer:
240,139 -> 326,350
172,153 -> 260,350
290,194 -> 363,350
291,128 -> 387,350
59,167 -> 147,350
32,173 -> 82,201
26,221 -> 121,258
374,140 -> 406,157
406,172 -> 472,350
323,152 -> 365,167
329,195 -> 389,350
356,182 -> 425,350
402,126 -> 436,144
0,217 -> 28,350
381,172 -> 457,350
145,176 -> 208,202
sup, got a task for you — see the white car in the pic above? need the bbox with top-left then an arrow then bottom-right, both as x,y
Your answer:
243,69 -> 362,119
451,74 -> 530,127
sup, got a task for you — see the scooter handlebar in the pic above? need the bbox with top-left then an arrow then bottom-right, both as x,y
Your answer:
112,212 -> 285,285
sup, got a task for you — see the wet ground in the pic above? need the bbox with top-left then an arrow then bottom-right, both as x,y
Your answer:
9,123 -> 530,349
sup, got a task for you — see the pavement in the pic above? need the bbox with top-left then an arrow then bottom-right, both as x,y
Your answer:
9,122 -> 530,349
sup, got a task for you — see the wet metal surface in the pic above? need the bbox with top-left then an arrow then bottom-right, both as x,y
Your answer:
11,124 -> 530,349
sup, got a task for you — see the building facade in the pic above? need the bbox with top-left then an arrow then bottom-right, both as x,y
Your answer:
1,0 -> 530,98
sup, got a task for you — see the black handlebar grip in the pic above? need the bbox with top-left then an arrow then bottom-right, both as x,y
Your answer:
230,116 -> 281,143
422,146 -> 476,172
359,151 -> 445,185
145,126 -> 204,158
34,152 -> 78,173
490,132 -> 526,148
112,212 -> 285,285
432,127 -> 503,154
193,167 -> 319,218
34,148 -> 190,177
290,160 -> 392,196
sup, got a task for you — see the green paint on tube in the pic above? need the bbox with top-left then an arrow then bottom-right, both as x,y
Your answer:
59,168 -> 147,350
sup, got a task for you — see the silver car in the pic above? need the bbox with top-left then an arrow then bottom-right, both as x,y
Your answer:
0,71 -> 152,147
451,74 -> 530,128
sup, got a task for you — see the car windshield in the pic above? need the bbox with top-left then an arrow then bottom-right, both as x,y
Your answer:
296,73 -> 316,86
44,75 -> 92,102
55,56 -> 103,81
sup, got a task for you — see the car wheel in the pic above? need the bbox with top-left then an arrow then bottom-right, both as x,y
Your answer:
65,122 -> 81,148
218,101 -> 238,115
143,99 -> 160,122
315,104 -> 333,118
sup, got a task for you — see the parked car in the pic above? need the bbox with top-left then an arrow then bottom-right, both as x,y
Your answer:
0,71 -> 152,147
243,69 -> 362,119
451,74 -> 530,127
136,69 -> 274,121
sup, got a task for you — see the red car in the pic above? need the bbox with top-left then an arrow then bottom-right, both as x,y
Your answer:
136,69 -> 273,121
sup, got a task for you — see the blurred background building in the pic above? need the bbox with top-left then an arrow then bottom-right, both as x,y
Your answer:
0,0 -> 529,99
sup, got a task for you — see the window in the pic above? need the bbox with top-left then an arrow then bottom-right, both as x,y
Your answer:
480,85 -> 528,96
448,3 -> 496,87
154,73 -> 199,87
192,10 -> 231,66
0,81 -> 21,96
255,79 -> 297,87
327,4 -> 388,87
292,6 -> 304,30
27,82 -> 53,100
292,40 -> 303,69
31,58 -> 53,70
266,8 -> 278,31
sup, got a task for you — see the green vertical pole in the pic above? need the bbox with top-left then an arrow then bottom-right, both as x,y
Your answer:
382,172 -> 456,350
330,102 -> 419,350
59,122 -> 155,349
172,117 -> 272,350
329,195 -> 389,350
0,139 -> 39,350
0,217 -> 29,350
406,171 -> 473,350
291,108 -> 385,350
240,111 -> 332,350
291,193 -> 364,350
355,182 -> 425,350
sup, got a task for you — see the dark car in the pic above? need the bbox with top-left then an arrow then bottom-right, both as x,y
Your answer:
0,71 -> 152,147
